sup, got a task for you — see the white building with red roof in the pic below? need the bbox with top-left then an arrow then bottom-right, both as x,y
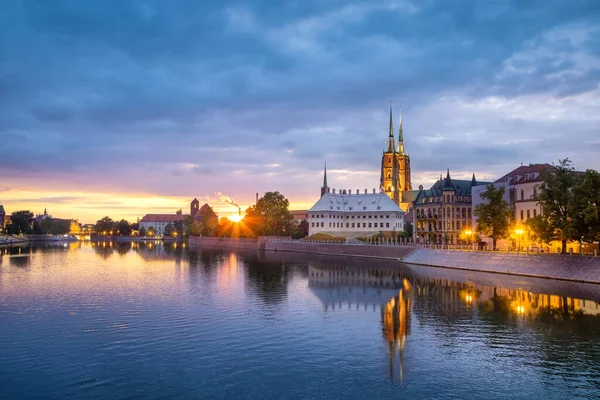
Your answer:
493,163 -> 552,224
139,214 -> 185,236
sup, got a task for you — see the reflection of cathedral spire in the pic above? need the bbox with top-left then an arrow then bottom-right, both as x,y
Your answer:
382,289 -> 411,383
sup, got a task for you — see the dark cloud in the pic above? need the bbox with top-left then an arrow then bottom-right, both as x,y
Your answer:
0,0 -> 599,203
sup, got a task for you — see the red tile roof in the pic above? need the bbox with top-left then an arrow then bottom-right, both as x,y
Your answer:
494,164 -> 552,185
140,214 -> 186,223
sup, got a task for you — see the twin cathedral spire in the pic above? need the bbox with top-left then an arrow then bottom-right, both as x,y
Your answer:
319,103 -> 413,212
380,103 -> 412,208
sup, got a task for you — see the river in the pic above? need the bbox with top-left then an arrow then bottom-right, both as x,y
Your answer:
1,241 -> 600,399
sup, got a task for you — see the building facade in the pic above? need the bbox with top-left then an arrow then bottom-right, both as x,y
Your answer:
494,164 -> 550,225
308,188 -> 405,237
140,199 -> 218,236
0,205 -> 5,229
413,170 -> 489,245
139,214 -> 185,236
379,106 -> 418,212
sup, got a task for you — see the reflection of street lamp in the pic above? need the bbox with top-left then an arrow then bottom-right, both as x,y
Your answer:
515,228 -> 524,252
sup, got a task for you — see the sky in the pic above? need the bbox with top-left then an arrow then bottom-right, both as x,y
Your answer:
1,0 -> 599,223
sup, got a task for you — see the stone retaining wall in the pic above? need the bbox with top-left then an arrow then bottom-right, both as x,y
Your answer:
189,237 -> 416,259
189,237 -> 261,251
263,241 -> 415,259
404,249 -> 600,284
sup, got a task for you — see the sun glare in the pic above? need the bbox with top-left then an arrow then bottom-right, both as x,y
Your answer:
228,214 -> 243,223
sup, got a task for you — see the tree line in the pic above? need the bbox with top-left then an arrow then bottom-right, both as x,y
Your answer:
2,211 -> 73,235
475,159 -> 600,253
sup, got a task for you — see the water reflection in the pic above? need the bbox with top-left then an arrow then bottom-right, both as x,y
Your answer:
2,242 -> 600,398
307,260 -> 600,387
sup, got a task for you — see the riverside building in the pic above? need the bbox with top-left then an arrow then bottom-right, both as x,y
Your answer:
413,170 -> 489,245
308,186 -> 405,238
140,198 -> 217,236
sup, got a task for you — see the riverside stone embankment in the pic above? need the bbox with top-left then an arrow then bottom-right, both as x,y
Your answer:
190,237 -> 600,284
189,237 -> 415,259
403,249 -> 600,284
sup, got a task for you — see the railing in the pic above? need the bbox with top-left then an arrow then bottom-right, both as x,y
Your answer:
265,237 -> 600,256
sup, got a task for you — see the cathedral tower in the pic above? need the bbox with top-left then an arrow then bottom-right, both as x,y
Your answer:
380,104 -> 399,204
380,105 -> 412,210
396,108 -> 412,193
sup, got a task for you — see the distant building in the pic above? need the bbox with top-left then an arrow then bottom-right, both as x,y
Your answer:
308,188 -> 405,238
290,210 -> 308,222
139,199 -> 218,236
413,170 -> 490,245
0,205 -> 5,229
81,224 -> 95,234
139,214 -> 185,236
34,208 -> 51,224
190,198 -> 200,216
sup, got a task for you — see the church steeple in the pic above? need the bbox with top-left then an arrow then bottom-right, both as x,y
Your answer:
397,108 -> 405,155
386,103 -> 396,153
471,173 -> 477,187
320,162 -> 328,197
388,102 -> 394,138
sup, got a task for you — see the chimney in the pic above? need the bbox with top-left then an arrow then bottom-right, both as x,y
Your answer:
372,188 -> 375,194
364,189 -> 367,194
333,188 -> 336,194
348,189 -> 352,194
356,189 -> 359,195
255,193 -> 258,205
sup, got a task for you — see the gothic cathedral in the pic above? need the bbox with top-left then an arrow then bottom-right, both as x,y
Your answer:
380,105 -> 413,212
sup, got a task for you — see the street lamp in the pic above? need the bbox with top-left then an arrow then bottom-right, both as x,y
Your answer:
515,228 -> 524,252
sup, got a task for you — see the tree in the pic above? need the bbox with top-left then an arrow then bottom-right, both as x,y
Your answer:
572,169 -> 600,243
32,219 -> 44,234
298,219 -> 309,238
95,217 -> 115,235
534,159 -> 579,253
41,219 -> 71,235
244,191 -> 293,236
139,226 -> 147,237
474,184 -> 512,251
404,221 -> 413,239
147,227 -> 156,236
173,219 -> 184,237
189,221 -> 203,236
164,222 -> 175,236
117,219 -> 132,236
7,211 -> 34,235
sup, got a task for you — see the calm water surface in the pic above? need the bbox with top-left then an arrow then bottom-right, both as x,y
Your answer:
1,242 -> 600,399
